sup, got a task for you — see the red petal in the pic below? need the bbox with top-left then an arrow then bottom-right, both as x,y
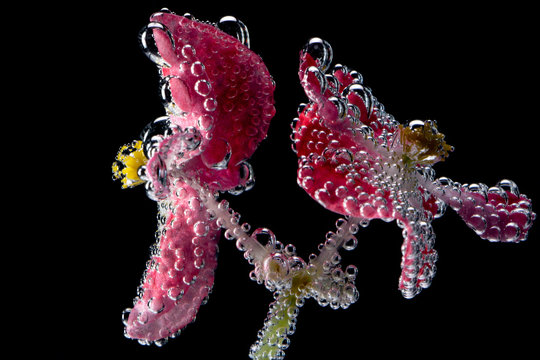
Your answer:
150,12 -> 275,191
125,181 -> 219,342
294,103 -> 394,219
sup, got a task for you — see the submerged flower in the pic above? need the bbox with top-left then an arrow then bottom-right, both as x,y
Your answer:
292,37 -> 535,298
113,9 -> 275,345
112,12 -> 534,359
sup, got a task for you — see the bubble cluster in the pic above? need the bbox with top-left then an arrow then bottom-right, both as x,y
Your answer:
428,178 -> 535,242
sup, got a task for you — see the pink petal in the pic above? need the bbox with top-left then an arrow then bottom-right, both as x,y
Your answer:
124,180 -> 219,343
148,12 -> 275,191
294,102 -> 395,220
431,179 -> 535,242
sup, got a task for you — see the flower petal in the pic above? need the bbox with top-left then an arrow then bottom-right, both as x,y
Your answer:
148,12 -> 275,191
430,178 -> 535,242
124,180 -> 219,343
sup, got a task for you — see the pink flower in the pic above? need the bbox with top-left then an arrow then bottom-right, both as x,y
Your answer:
292,38 -> 535,298
113,10 -> 275,345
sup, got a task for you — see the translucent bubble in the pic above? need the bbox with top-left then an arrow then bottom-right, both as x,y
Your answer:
193,246 -> 204,257
140,116 -> 171,157
168,287 -> 184,301
303,37 -> 333,72
190,61 -> 205,77
137,310 -> 149,325
497,179 -> 520,197
328,96 -> 348,118
503,222 -> 521,242
138,22 -> 174,67
203,97 -> 218,112
193,221 -> 209,236
315,188 -> 331,206
217,16 -> 250,48
121,308 -> 131,326
301,176 -> 314,189
408,119 -> 425,130
343,235 -> 358,251
174,258 -> 184,271
197,114 -> 214,131
251,227 -> 277,247
485,226 -> 502,241
195,79 -> 212,96
181,44 -> 196,60
183,274 -> 197,285
159,76 -> 189,115
343,196 -> 358,214
343,83 -> 373,116
147,297 -> 165,314
305,66 -> 328,94
345,264 -> 358,280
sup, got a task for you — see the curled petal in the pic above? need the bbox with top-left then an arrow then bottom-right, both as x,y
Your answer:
124,180 -> 220,343
148,12 -> 275,191
430,178 -> 535,242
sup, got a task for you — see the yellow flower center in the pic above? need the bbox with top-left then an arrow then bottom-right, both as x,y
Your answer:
400,120 -> 453,166
112,140 -> 148,188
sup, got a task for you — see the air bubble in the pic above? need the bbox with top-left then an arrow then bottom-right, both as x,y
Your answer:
301,176 -> 314,189
328,96 -> 348,118
343,196 -> 358,214
315,188 -> 331,206
197,114 -> 214,131
137,310 -> 149,325
335,185 -> 348,198
203,98 -> 218,112
303,37 -> 333,72
147,297 -> 165,314
168,287 -> 184,301
183,274 -> 197,285
181,44 -> 196,60
251,228 -> 277,247
467,214 -> 487,235
159,76 -> 189,115
139,22 -> 174,67
174,258 -> 184,271
193,221 -> 209,236
497,179 -> 520,197
345,265 -> 358,280
140,116 -> 171,157
305,66 -> 328,94
121,308 -> 131,326
217,16 -> 250,48
503,222 -> 521,242
343,235 -> 358,251
408,120 -> 425,130
343,83 -> 373,116
191,61 -> 205,76
195,79 -> 212,96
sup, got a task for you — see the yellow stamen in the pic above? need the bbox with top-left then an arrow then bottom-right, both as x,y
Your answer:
400,120 -> 453,166
112,140 -> 148,188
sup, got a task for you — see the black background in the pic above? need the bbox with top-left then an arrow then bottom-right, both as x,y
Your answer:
40,1 -> 538,358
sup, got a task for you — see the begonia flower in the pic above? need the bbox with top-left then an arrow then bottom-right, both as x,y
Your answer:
112,10 -> 275,344
292,38 -> 535,298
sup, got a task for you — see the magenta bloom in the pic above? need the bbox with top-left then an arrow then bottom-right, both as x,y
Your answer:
292,38 -> 535,298
113,10 -> 275,344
